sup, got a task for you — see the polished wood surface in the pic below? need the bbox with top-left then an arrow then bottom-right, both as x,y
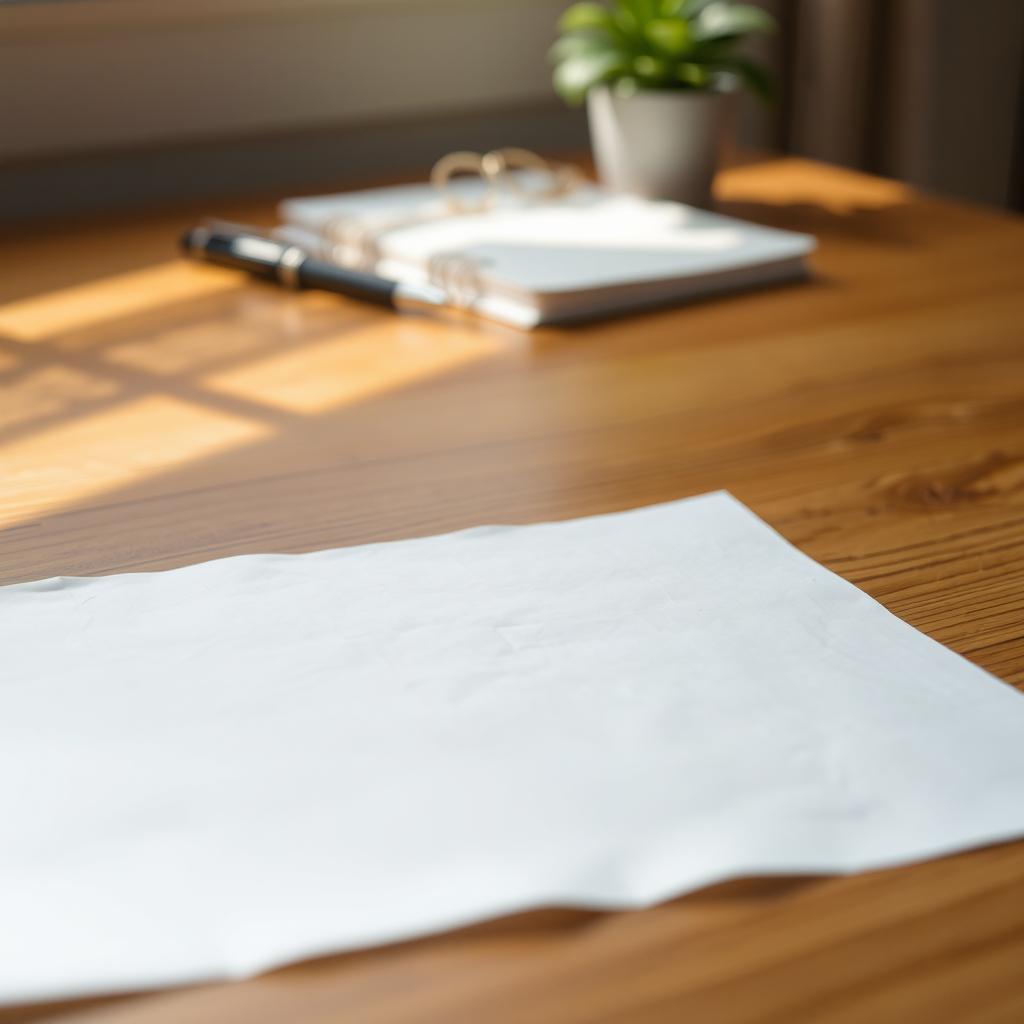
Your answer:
1,157 -> 1023,1023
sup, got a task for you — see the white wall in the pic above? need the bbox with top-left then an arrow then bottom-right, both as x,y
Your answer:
1,0 -> 567,161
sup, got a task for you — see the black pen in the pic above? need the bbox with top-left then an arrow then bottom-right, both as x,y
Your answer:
180,224 -> 447,316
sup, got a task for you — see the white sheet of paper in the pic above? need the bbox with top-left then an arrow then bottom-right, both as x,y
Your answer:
3,492 -> 1024,1005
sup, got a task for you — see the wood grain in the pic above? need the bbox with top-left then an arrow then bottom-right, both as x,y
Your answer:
1,156 -> 1023,1023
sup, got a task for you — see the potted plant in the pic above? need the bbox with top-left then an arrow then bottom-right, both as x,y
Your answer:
551,0 -> 775,206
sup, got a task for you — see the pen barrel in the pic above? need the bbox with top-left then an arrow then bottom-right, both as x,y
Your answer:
182,227 -> 398,307
182,228 -> 281,281
298,261 -> 397,307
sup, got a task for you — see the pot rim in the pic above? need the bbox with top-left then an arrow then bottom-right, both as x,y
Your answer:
588,83 -> 736,102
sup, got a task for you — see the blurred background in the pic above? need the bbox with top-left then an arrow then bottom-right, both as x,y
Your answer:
2,0 -> 1022,223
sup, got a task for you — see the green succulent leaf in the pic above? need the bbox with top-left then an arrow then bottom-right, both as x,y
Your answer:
693,2 -> 775,42
690,36 -> 742,60
558,2 -> 617,35
618,0 -> 659,21
612,5 -> 642,41
549,33 -> 619,65
552,0 -> 775,103
672,0 -> 717,16
632,54 -> 673,83
676,61 -> 711,87
644,17 -> 694,56
553,50 -> 629,103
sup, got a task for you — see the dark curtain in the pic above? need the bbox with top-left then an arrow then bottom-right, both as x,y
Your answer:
739,0 -> 1024,209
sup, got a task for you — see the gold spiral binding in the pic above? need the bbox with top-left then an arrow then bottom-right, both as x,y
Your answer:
426,251 -> 485,308
315,148 -> 585,307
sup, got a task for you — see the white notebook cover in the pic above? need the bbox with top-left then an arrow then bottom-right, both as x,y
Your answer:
278,179 -> 815,327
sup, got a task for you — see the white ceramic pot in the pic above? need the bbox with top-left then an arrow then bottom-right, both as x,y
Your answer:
586,86 -> 734,207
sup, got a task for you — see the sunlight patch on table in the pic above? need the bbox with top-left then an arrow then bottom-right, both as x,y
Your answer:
718,158 -> 912,214
0,262 -> 240,343
0,396 -> 269,527
0,366 -> 121,432
201,318 -> 503,414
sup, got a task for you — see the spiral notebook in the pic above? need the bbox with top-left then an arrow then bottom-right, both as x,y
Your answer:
277,175 -> 816,328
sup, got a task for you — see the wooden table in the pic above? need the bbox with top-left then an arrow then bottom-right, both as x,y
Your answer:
2,157 -> 1023,1023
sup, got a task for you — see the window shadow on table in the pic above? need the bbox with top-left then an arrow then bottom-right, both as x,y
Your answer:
0,262 -> 528,579
0,174 -> 993,587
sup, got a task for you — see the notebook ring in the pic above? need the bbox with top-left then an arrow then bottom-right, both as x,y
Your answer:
428,251 -> 482,307
322,216 -> 381,270
481,148 -> 556,200
430,151 -> 494,214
